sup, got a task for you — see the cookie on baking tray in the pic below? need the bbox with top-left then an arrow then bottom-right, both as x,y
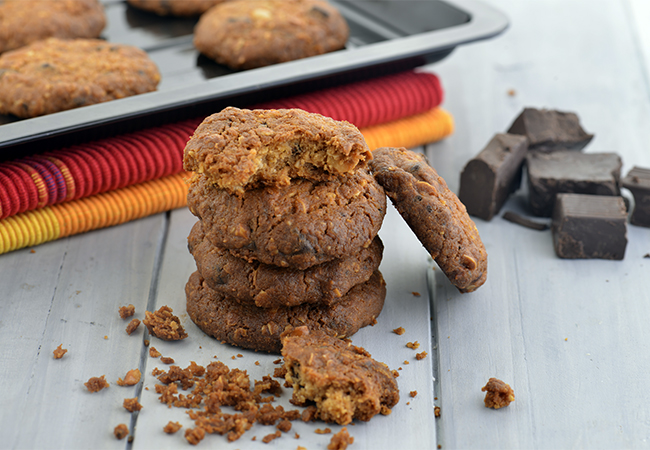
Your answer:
188,220 -> 384,308
0,0 -> 106,54
193,0 -> 349,70
281,326 -> 399,425
183,107 -> 371,193
126,0 -> 224,17
0,38 -> 161,118
369,147 -> 488,293
186,167 -> 386,270
185,270 -> 386,354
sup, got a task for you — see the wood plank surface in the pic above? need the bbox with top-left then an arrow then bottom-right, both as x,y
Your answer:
2,1 -> 650,449
427,0 -> 650,448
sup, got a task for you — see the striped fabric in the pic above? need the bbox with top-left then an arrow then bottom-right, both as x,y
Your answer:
0,70 -> 454,254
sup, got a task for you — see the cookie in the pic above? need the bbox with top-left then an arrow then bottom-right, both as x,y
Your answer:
185,270 -> 386,354
281,326 -> 399,425
369,147 -> 487,293
193,0 -> 349,70
0,0 -> 106,54
188,220 -> 383,308
183,107 -> 371,193
187,167 -> 386,270
126,0 -> 223,16
0,38 -> 161,118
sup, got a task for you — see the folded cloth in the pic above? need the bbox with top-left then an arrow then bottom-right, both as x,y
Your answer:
0,172 -> 188,254
0,107 -> 454,255
0,70 -> 447,221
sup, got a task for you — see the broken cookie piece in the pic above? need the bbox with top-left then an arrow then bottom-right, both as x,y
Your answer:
143,306 -> 188,341
281,326 -> 399,425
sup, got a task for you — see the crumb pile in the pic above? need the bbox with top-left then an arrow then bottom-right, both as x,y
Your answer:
184,107 -> 387,353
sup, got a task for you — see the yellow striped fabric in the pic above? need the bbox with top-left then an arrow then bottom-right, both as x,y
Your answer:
0,106 -> 454,255
0,172 -> 188,254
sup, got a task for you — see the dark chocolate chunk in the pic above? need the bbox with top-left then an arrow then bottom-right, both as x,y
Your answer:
508,108 -> 594,152
526,151 -> 622,217
552,193 -> 627,260
621,166 -> 650,227
459,133 -> 528,220
502,211 -> 549,231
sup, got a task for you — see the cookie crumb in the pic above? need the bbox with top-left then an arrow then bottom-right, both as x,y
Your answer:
123,397 -> 143,412
53,344 -> 67,359
185,427 -> 206,445
507,88 -> 516,96
126,318 -> 141,335
481,378 -> 515,409
403,361 -> 409,365
434,406 -> 441,418
392,327 -> 405,335
315,428 -> 332,434
276,419 -> 292,433
114,424 -> 129,440
30,249 -> 36,253
144,339 -> 150,347
412,291 -> 421,297
273,358 -> 283,364
117,369 -> 141,386
255,361 -> 260,365
262,431 -> 282,443
415,351 -> 428,360
406,341 -> 420,350
149,347 -> 161,358
119,304 -> 135,319
409,391 -> 417,398
295,432 -> 300,439
163,421 -> 182,434
143,306 -> 188,341
328,427 -> 354,450
85,375 -> 109,392
391,370 -> 399,378
273,366 -> 288,379
160,356 -> 175,364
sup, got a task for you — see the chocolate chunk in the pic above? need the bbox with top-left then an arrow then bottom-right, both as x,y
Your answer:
551,193 -> 627,260
501,211 -> 549,231
621,166 -> 650,227
508,108 -> 594,152
526,151 -> 622,217
459,133 -> 528,220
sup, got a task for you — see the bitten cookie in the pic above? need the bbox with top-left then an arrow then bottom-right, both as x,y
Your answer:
369,147 -> 487,293
188,220 -> 384,308
187,168 -> 386,270
193,0 -> 349,70
0,0 -> 106,54
126,0 -> 223,16
281,326 -> 399,425
0,38 -> 161,118
185,270 -> 386,354
183,107 -> 371,193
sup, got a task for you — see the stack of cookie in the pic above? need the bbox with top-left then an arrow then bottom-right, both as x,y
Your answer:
183,107 -> 387,353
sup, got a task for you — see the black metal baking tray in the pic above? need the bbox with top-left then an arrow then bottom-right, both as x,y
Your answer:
0,0 -> 508,159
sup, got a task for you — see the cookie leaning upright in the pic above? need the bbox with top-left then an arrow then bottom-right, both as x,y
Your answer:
0,0 -> 106,54
369,147 -> 487,293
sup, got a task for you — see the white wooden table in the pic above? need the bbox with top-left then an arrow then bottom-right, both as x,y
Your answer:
2,1 -> 650,449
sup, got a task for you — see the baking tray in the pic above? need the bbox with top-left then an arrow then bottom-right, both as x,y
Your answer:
0,0 -> 508,160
